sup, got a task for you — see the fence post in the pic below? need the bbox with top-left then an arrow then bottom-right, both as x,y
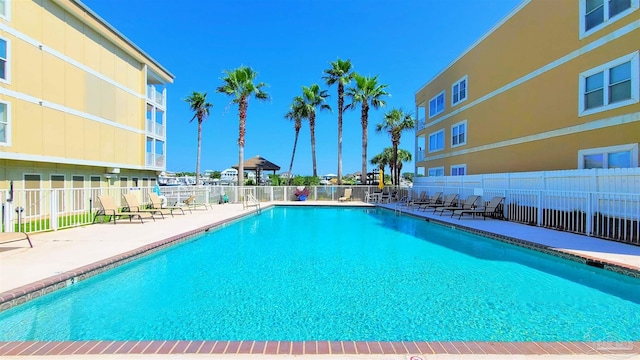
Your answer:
537,190 -> 542,227
270,186 -> 274,202
3,194 -> 13,232
50,191 -> 59,231
586,192 -> 593,236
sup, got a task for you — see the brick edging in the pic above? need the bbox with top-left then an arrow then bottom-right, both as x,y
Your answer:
0,340 -> 638,356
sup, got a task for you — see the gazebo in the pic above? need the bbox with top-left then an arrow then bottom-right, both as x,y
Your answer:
232,155 -> 281,185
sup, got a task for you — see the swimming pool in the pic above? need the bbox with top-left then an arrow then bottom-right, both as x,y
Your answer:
0,206 -> 638,341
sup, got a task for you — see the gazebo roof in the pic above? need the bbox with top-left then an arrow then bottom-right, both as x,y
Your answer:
232,155 -> 281,171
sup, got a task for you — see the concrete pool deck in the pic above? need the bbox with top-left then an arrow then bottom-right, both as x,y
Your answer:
0,200 -> 638,358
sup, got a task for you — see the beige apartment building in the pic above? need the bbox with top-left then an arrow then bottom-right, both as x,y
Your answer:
0,0 -> 174,192
415,0 -> 640,176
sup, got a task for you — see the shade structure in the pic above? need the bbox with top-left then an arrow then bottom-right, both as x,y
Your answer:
232,155 -> 281,184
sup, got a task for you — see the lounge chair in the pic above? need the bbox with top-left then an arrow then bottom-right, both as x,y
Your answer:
453,196 -> 505,220
181,195 -> 210,210
149,193 -> 188,215
420,193 -> 457,212
434,195 -> 480,216
122,193 -> 167,219
415,192 -> 444,210
338,188 -> 352,202
0,232 -> 33,248
93,195 -> 155,224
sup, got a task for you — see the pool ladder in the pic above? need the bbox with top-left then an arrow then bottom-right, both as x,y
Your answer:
244,193 -> 261,214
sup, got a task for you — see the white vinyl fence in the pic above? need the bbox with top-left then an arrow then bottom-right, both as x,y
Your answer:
414,167 -> 640,245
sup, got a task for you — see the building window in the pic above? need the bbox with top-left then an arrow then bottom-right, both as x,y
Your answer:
0,0 -> 8,20
0,101 -> 8,145
451,164 -> 466,176
428,167 -> 444,177
428,91 -> 445,118
451,76 -> 468,106
579,52 -> 638,116
428,129 -> 445,153
581,0 -> 638,37
0,38 -> 8,82
72,175 -> 85,211
579,144 -> 638,169
451,120 -> 467,148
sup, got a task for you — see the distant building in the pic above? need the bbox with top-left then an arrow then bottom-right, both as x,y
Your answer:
0,0 -> 174,192
415,0 -> 639,176
220,168 -> 238,184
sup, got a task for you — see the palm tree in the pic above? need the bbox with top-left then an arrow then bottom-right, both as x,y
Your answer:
346,74 -> 389,184
394,149 -> 413,184
323,58 -> 353,185
376,108 -> 416,186
285,96 -> 305,185
300,84 -> 331,177
184,91 -> 213,186
370,152 -> 390,185
216,66 -> 269,186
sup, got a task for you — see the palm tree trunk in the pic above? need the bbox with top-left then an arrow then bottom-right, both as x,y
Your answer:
337,83 -> 344,185
361,102 -> 369,185
196,119 -> 202,185
288,129 -> 300,185
238,97 -> 248,186
310,112 -> 317,177
393,142 -> 399,187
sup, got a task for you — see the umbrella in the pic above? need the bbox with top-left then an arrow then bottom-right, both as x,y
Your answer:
379,168 -> 384,190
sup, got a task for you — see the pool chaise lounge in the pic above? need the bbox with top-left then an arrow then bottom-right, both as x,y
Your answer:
418,192 -> 453,211
182,195 -> 211,210
435,195 -> 481,216
338,188 -> 352,202
93,195 -> 156,224
453,196 -> 505,220
149,193 -> 188,215
123,193 -> 168,219
0,232 -> 33,248
413,191 -> 443,210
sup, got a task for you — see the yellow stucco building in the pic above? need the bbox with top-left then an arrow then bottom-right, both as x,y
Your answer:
415,0 -> 639,176
0,0 -> 174,191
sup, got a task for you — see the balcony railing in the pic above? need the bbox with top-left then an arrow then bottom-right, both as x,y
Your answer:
146,152 -> 154,167
155,123 -> 165,137
146,85 -> 165,107
146,119 -> 153,133
417,118 -> 426,130
155,154 -> 165,168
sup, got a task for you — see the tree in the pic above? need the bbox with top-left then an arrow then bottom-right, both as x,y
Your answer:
323,58 -> 353,185
346,74 -> 389,185
216,66 -> 269,186
299,84 -> 331,177
376,108 -> 416,186
184,91 -> 212,186
394,149 -> 413,184
285,96 -> 305,185
370,152 -> 389,185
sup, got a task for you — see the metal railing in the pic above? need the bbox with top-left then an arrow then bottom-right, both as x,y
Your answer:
1,184 -> 638,246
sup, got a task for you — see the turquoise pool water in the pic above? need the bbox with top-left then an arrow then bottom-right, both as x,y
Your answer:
0,206 -> 639,341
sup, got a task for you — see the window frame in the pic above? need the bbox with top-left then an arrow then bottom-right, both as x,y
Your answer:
578,51 -> 639,116
0,36 -> 10,84
0,100 -> 10,146
579,0 -> 639,38
0,0 -> 10,21
451,120 -> 467,148
450,164 -> 467,176
578,143 -> 638,169
428,90 -> 446,119
451,75 -> 468,106
428,129 -> 445,153
428,167 -> 445,177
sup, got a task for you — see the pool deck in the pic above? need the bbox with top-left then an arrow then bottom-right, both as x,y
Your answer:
0,200 -> 638,358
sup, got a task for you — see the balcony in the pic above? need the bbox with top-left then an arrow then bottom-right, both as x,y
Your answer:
145,119 -> 165,138
417,118 -> 426,131
155,123 -> 165,137
146,85 -> 165,107
145,153 -> 165,168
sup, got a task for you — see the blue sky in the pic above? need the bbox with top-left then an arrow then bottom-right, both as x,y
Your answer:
83,0 -> 521,176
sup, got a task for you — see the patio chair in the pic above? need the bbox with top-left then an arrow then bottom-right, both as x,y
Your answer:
93,195 -> 155,224
364,191 -> 378,203
0,232 -> 33,248
419,193 -> 456,212
149,192 -> 188,215
338,188 -> 352,202
453,196 -> 505,220
122,193 -> 167,219
434,195 -> 480,216
414,192 -> 443,210
181,194 -> 210,210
